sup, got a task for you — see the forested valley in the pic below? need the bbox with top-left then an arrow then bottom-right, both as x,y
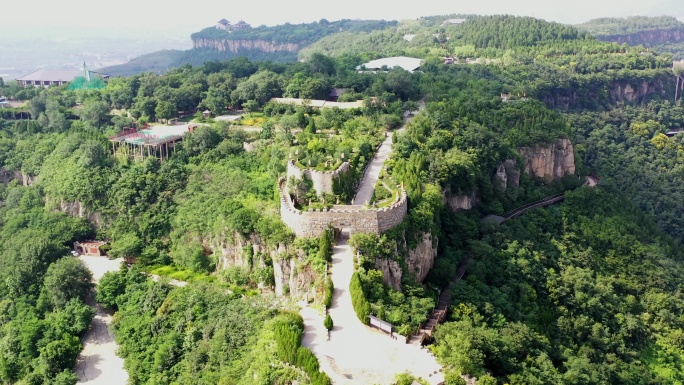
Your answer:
1,14 -> 684,385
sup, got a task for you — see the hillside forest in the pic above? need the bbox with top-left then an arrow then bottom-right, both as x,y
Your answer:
1,13 -> 684,385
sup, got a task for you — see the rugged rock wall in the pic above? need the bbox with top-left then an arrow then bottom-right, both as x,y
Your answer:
597,29 -> 684,46
372,231 -> 437,292
375,258 -> 403,292
542,78 -> 672,109
0,168 -> 37,186
495,159 -> 521,191
0,168 -> 21,184
192,38 -> 300,53
405,232 -> 437,283
214,231 -> 319,300
444,188 -> 479,211
519,138 -> 576,180
287,159 -> 350,195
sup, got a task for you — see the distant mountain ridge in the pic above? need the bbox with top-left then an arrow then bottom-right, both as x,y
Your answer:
577,16 -> 684,58
100,19 -> 397,76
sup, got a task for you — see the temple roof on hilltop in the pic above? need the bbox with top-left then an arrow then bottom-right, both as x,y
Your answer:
217,19 -> 229,25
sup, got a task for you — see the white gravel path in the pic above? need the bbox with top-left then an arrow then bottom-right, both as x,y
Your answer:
74,256 -> 128,385
300,232 -> 444,385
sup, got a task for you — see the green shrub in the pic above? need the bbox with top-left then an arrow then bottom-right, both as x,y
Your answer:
317,226 -> 334,263
350,272 -> 370,324
324,314 -> 333,331
324,278 -> 334,308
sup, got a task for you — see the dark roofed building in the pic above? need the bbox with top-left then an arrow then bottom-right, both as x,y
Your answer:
328,88 -> 348,101
233,20 -> 252,30
216,19 -> 231,30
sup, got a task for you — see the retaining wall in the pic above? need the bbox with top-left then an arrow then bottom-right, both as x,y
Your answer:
287,159 -> 350,195
279,179 -> 407,238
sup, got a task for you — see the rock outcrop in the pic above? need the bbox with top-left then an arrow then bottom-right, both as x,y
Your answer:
0,168 -> 37,186
214,232 -> 319,301
373,231 -> 437,291
494,159 -> 521,191
406,233 -> 437,283
375,257 -> 403,292
192,38 -> 300,53
596,29 -> 684,46
47,198 -> 103,228
519,138 -> 576,180
444,188 -> 479,211
542,78 -> 670,109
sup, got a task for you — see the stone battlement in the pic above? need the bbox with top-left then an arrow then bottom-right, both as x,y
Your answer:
287,159 -> 350,195
279,178 -> 407,238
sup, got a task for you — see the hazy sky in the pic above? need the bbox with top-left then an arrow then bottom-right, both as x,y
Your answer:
3,0 -> 683,39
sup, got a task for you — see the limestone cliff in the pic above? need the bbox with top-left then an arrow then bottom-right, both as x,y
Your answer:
0,168 -> 37,186
444,187 -> 479,211
406,233 -> 437,283
541,78 -> 671,110
494,159 -> 521,191
596,29 -> 684,46
44,197 -> 103,228
519,138 -> 576,180
213,232 -> 320,301
192,38 -> 300,53
373,231 -> 438,291
375,258 -> 403,292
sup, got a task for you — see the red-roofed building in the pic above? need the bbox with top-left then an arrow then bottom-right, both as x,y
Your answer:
74,241 -> 107,256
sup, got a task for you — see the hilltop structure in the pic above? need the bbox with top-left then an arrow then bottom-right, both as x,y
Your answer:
215,19 -> 252,31
108,123 -> 197,161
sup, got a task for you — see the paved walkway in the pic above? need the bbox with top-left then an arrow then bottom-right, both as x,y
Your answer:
354,134 -> 395,206
300,232 -> 444,384
74,256 -> 128,385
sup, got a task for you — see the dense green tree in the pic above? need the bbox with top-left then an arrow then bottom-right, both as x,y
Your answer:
40,258 -> 93,309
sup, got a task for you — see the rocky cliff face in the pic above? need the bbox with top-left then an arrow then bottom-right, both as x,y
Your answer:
494,159 -> 521,191
406,233 -> 437,283
192,38 -> 300,53
597,29 -> 684,46
444,188 -> 479,211
53,199 -> 103,228
0,168 -> 37,186
542,79 -> 670,109
375,258 -> 403,292
374,231 -> 438,291
214,232 -> 319,301
519,138 -> 576,180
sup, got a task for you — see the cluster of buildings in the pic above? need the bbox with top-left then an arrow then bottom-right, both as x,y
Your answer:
215,19 -> 252,31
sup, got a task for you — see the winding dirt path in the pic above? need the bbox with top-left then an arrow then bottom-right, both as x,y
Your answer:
74,256 -> 128,384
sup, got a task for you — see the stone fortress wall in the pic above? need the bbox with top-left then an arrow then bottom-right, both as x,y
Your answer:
278,178 -> 407,238
287,159 -> 350,195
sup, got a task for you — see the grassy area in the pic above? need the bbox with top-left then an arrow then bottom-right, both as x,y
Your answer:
370,181 -> 398,208
241,113 -> 265,126
147,265 -> 216,283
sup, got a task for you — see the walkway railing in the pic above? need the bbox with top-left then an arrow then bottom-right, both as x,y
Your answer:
503,194 -> 565,220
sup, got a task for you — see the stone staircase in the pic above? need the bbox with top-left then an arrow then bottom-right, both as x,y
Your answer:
410,287 -> 451,345
410,258 -> 469,345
